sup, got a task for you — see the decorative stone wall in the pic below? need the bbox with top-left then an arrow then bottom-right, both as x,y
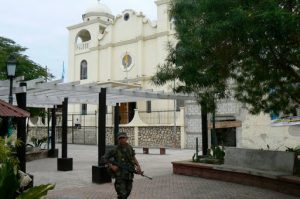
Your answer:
28,127 -> 48,141
185,101 -> 202,149
75,127 -> 97,145
184,100 -> 242,149
106,127 -> 114,145
28,126 -> 180,148
105,127 -> 135,145
119,127 -> 135,145
27,108 -> 185,148
217,100 -> 241,115
138,126 -> 180,148
29,126 -> 99,145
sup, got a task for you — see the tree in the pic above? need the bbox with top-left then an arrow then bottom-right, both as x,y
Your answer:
0,36 -> 54,117
0,36 -> 53,81
153,0 -> 300,115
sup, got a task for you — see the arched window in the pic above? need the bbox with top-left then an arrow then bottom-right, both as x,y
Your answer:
76,29 -> 91,44
80,60 -> 87,80
76,30 -> 91,51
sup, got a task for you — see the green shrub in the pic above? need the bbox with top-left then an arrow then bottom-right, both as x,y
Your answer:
0,160 -> 20,199
211,146 -> 225,160
31,136 -> 47,148
17,184 -> 55,199
0,137 -> 55,198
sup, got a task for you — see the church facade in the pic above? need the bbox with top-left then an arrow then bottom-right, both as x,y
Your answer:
67,0 -> 176,124
66,0 -> 300,150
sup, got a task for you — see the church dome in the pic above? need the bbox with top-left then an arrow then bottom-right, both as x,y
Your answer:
85,1 -> 112,15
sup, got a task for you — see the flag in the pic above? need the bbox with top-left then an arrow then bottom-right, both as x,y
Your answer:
61,62 -> 65,80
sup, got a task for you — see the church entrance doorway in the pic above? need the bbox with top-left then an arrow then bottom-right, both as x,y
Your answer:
119,102 -> 136,124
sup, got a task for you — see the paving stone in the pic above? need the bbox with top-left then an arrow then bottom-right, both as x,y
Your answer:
26,144 -> 297,199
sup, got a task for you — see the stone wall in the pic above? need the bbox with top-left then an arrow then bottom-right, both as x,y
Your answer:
27,126 -> 180,148
184,101 -> 202,149
138,126 -> 180,148
105,127 -> 135,146
120,127 -> 135,145
184,99 -> 242,149
239,112 -> 300,150
106,127 -> 114,145
28,127 -> 48,140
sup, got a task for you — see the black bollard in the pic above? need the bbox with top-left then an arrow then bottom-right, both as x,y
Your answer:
57,98 -> 73,171
92,88 -> 111,183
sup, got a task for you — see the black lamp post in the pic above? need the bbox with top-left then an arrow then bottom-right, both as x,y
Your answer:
6,56 -> 17,137
6,56 -> 17,104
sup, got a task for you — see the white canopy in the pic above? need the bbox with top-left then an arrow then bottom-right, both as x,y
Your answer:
0,77 -> 195,108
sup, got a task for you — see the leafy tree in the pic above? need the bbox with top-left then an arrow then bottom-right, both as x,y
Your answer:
0,36 -> 54,81
153,0 -> 300,115
0,36 -> 54,117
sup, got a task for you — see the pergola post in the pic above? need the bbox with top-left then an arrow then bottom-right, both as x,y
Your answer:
57,97 -> 73,171
48,105 -> 58,157
92,88 -> 111,183
16,82 -> 27,172
201,103 -> 208,155
114,103 -> 120,145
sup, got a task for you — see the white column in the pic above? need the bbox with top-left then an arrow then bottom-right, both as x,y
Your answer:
134,126 -> 139,147
180,126 -> 185,149
137,40 -> 143,78
179,107 -> 186,149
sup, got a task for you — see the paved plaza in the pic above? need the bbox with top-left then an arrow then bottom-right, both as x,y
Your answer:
27,144 -> 298,199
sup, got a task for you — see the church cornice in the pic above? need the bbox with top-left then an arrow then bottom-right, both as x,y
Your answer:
113,10 -> 157,28
92,31 -> 170,51
67,18 -> 112,30
96,9 -> 158,43
83,12 -> 114,20
155,0 -> 171,6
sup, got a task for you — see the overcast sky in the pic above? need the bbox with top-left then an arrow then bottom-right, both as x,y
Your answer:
0,0 -> 157,80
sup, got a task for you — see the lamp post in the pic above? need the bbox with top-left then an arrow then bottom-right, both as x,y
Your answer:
6,55 -> 17,104
6,56 -> 17,137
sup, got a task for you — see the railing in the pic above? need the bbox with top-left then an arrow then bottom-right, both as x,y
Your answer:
54,112 -> 112,145
118,110 -> 179,125
29,109 -> 179,127
54,112 -> 113,127
76,41 -> 90,51
28,108 -> 185,147
139,110 -> 179,124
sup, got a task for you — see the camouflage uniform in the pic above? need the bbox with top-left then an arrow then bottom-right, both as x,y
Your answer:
103,143 -> 136,199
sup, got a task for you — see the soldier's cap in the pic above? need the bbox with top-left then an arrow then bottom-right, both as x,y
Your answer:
117,132 -> 128,139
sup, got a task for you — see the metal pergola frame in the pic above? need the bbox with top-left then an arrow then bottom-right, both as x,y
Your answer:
0,77 -> 196,182
0,77 -> 194,107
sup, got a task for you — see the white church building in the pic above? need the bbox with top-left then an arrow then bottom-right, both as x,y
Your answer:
65,0 -> 300,150
67,0 -> 176,124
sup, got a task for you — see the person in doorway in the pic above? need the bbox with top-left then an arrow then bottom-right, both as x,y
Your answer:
74,118 -> 81,129
102,132 -> 142,199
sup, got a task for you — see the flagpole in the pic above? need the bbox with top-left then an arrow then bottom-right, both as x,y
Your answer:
62,61 -> 65,81
45,65 -> 48,82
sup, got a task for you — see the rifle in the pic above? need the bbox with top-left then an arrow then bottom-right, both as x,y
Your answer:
135,170 -> 153,180
105,159 -> 152,180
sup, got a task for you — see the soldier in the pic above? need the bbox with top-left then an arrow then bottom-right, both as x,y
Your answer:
102,132 -> 142,199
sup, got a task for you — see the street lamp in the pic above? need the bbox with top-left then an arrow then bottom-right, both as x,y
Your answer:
6,56 -> 17,137
6,55 -> 17,104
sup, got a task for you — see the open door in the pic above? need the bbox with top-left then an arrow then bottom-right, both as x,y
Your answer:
119,102 -> 136,124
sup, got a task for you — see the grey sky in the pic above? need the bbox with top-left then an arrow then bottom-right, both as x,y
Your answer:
0,0 -> 157,80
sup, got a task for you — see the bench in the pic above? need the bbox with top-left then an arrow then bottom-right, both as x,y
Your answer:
142,147 -> 166,155
213,147 -> 296,179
